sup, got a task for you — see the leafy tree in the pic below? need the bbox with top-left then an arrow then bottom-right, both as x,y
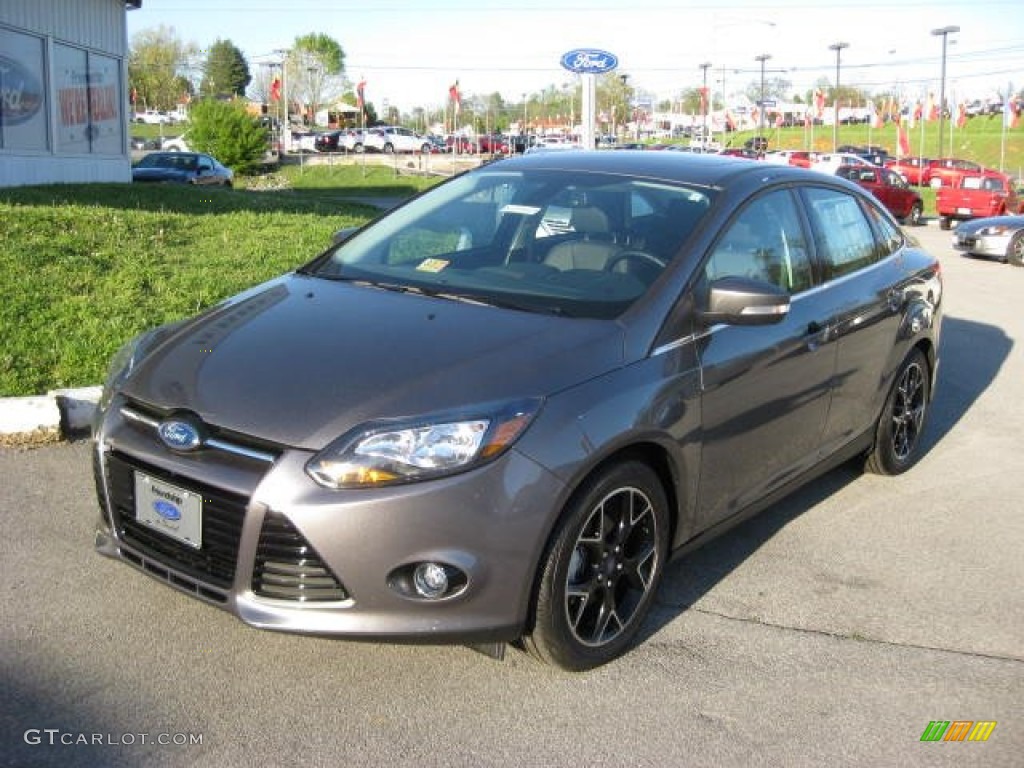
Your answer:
290,33 -> 346,124
186,98 -> 268,173
200,39 -> 251,98
744,76 -> 793,104
128,25 -> 198,111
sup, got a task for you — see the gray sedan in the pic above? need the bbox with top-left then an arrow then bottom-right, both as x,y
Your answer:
952,214 -> 1024,266
132,151 -> 234,187
93,151 -> 942,671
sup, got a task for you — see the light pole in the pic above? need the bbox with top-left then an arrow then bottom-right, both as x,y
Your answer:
754,54 -> 771,139
931,25 -> 959,158
829,42 -> 849,152
699,61 -> 711,142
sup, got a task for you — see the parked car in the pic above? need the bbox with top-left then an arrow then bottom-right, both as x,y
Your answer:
94,152 -> 942,671
811,152 -> 877,175
130,135 -> 161,151
884,156 -> 931,186
763,150 -> 818,168
362,125 -> 433,154
477,134 -> 510,154
924,157 -> 983,188
313,130 -> 349,153
133,109 -> 174,125
836,165 -> 924,225
159,134 -> 190,152
952,215 -> 1024,266
131,151 -> 233,186
718,147 -> 760,159
935,170 -> 1023,229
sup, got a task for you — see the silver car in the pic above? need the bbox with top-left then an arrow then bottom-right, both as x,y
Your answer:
952,214 -> 1024,266
93,151 -> 943,670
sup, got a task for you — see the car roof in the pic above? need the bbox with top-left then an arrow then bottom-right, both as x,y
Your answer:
483,149 -> 817,189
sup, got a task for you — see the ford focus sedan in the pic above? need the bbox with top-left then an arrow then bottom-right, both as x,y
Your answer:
93,151 -> 942,671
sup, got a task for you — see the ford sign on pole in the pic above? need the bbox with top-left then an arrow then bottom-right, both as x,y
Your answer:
560,49 -> 618,152
560,49 -> 619,75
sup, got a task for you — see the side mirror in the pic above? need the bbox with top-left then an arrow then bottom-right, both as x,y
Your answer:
700,276 -> 790,326
332,226 -> 360,245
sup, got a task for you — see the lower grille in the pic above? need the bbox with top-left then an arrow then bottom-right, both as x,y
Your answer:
106,453 -> 247,589
253,512 -> 349,602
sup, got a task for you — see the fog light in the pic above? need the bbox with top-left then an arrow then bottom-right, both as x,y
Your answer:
413,562 -> 449,599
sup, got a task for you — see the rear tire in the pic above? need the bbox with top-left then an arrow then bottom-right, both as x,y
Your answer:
939,216 -> 952,231
907,202 -> 923,226
1009,232 -> 1024,267
524,461 -> 669,671
866,349 -> 930,475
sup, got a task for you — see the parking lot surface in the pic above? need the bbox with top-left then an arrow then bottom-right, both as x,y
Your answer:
1,221 -> 1021,767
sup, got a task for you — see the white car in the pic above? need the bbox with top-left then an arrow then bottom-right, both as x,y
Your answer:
812,152 -> 876,175
362,126 -> 433,154
160,134 -> 190,152
134,109 -> 174,125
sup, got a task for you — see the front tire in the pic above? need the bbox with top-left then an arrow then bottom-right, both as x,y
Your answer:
866,349 -> 930,475
524,461 -> 669,671
1007,232 -> 1024,267
907,202 -> 923,226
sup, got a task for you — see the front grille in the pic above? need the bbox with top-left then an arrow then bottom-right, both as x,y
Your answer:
253,512 -> 349,602
106,453 -> 247,589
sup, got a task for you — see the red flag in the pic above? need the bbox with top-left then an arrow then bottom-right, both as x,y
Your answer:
897,118 -> 911,156
814,89 -> 825,118
775,112 -> 783,128
1006,98 -> 1020,129
725,111 -> 737,131
270,76 -> 281,102
356,78 -> 366,110
698,86 -> 709,113
926,93 -> 938,121
130,87 -> 137,104
449,80 -> 461,114
956,103 -> 967,129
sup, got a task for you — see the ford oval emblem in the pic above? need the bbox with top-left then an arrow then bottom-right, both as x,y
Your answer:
560,49 -> 618,75
153,500 -> 181,521
0,55 -> 45,126
158,419 -> 202,451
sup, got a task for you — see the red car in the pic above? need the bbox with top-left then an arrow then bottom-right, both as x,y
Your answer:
884,156 -> 931,185
924,157 -> 983,188
936,170 -> 1023,229
836,165 -> 924,225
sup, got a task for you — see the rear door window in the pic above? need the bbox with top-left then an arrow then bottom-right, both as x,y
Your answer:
802,187 -> 881,280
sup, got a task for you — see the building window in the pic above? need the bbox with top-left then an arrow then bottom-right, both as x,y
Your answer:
0,27 -> 49,152
54,43 -> 123,155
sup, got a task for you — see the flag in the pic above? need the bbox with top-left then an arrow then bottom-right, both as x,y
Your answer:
270,76 -> 282,102
130,87 -> 137,104
725,110 -> 737,131
870,100 -> 883,130
911,101 -> 922,128
1005,98 -> 1020,129
449,80 -> 461,114
698,87 -> 709,114
775,112 -> 783,128
925,92 -> 938,121
956,102 -> 967,129
356,78 -> 366,110
897,117 -> 911,156
814,89 -> 825,118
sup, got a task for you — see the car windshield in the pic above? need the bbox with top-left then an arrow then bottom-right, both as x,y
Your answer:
309,168 -> 715,319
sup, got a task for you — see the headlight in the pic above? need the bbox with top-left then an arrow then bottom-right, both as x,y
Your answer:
978,225 -> 1011,236
306,399 -> 541,489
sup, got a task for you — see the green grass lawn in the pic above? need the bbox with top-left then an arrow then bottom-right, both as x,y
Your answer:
0,167 -> 442,396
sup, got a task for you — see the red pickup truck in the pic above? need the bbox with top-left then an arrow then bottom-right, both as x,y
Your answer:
935,171 -> 1023,230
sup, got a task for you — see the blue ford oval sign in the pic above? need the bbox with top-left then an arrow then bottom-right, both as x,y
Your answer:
0,55 -> 44,126
153,500 -> 182,522
560,49 -> 618,75
158,419 -> 202,451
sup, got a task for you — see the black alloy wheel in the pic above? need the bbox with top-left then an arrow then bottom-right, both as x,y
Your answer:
1008,232 -> 1024,267
866,349 -> 930,475
525,461 -> 669,671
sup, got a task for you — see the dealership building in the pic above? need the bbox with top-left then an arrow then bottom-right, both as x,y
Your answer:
1,0 -> 140,188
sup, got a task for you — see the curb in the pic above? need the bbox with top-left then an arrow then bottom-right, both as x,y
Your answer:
0,386 -> 102,444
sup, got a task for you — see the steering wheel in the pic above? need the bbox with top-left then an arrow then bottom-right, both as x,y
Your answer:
605,250 -> 669,273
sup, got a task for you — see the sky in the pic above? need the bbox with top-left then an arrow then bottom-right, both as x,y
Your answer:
128,0 -> 1024,112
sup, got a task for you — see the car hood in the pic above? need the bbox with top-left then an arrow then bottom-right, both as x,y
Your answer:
123,274 -> 625,450
133,167 -> 192,183
955,215 -> 1024,233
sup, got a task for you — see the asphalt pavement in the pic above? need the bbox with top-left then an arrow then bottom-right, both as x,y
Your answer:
1,220 -> 1021,767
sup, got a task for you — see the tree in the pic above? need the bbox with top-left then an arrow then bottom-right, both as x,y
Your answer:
128,25 -> 198,111
744,76 -> 792,104
186,98 -> 268,173
200,39 -> 251,98
290,33 -> 346,125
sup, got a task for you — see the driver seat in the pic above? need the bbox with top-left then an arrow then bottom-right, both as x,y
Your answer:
543,206 -> 621,271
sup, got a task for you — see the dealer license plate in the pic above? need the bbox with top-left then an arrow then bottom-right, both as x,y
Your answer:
957,207 -> 972,216
134,472 -> 203,549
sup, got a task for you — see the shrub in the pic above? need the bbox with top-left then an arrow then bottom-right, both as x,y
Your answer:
185,98 -> 269,174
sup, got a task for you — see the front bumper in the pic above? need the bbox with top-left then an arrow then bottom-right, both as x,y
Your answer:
952,232 -> 1011,258
93,398 -> 566,644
